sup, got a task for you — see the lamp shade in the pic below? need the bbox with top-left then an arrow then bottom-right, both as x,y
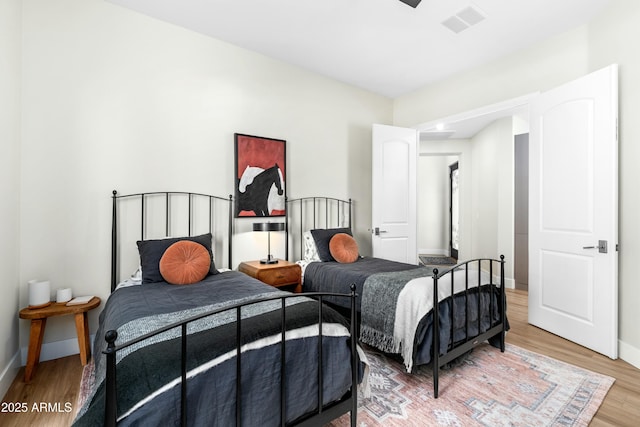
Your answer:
253,222 -> 285,232
253,222 -> 285,264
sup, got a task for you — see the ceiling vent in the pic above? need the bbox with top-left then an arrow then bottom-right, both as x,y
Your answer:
442,5 -> 486,34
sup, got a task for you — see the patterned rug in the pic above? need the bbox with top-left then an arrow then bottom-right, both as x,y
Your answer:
329,343 -> 614,427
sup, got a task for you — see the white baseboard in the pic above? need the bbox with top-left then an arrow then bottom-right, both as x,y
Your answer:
20,335 -> 95,366
0,351 -> 21,399
504,277 -> 515,289
619,339 -> 640,369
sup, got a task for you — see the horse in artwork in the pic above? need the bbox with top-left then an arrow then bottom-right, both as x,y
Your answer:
236,164 -> 284,216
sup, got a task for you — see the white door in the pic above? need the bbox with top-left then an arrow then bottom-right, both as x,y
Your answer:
372,124 -> 418,264
529,65 -> 618,359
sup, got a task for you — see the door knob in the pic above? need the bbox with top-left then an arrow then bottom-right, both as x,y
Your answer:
582,240 -> 607,253
373,227 -> 388,236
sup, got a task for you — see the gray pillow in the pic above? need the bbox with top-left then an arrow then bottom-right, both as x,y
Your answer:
137,233 -> 219,284
310,228 -> 352,262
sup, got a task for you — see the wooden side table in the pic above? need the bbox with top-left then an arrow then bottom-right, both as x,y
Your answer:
19,297 -> 101,382
238,259 -> 302,293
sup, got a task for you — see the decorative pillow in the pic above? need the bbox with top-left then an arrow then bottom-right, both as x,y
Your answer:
303,231 -> 321,262
310,228 -> 352,262
329,233 -> 359,263
159,240 -> 211,285
137,233 -> 219,284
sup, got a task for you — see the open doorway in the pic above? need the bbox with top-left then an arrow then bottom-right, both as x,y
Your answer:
514,133 -> 529,290
417,154 -> 459,267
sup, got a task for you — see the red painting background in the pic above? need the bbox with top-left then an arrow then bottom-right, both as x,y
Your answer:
235,134 -> 286,216
236,135 -> 286,181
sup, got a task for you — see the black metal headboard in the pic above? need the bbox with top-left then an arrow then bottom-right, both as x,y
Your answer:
285,196 -> 352,261
111,190 -> 233,292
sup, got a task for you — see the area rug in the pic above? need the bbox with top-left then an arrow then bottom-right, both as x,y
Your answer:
419,255 -> 457,266
328,343 -> 614,427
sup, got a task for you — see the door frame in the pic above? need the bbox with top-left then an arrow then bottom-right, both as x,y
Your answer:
415,93 -> 535,284
449,161 -> 459,260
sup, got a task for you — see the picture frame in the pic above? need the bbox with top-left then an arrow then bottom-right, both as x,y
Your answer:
234,133 -> 286,217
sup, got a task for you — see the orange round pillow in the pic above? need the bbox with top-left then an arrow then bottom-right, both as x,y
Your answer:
329,233 -> 359,263
159,240 -> 211,285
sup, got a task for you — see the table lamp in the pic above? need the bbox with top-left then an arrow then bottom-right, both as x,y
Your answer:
253,222 -> 285,264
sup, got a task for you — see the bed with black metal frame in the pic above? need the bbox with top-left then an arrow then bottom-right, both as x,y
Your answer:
285,196 -> 507,398
72,191 -> 360,427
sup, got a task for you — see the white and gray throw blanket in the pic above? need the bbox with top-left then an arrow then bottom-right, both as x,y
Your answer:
360,267 -> 491,372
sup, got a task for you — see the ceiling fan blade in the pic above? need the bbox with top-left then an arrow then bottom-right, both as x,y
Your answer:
399,0 -> 422,7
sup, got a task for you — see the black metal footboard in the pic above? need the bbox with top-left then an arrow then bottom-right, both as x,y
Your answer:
431,256 -> 506,398
103,287 -> 359,427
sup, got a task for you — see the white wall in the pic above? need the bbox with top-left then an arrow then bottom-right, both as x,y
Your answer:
396,0 -> 640,367
417,155 -> 457,255
17,0 -> 392,360
0,0 -> 22,396
469,118 -> 514,283
587,0 -> 640,368
393,25 -> 590,127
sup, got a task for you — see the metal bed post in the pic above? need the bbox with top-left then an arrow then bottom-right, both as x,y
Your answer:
228,195 -> 233,269
464,264 -> 469,343
349,284 -> 358,426
298,199 -> 303,260
449,267 -> 455,355
477,263 -> 481,338
236,306 -> 242,426
111,191 -> 118,292
317,296 -> 324,417
104,330 -> 118,427
489,260 -> 495,331
180,324 -> 188,426
285,196 -> 290,260
500,255 -> 506,351
432,268 -> 440,398
280,298 -> 287,427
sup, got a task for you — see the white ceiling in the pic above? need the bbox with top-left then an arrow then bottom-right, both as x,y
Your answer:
106,0 -> 611,99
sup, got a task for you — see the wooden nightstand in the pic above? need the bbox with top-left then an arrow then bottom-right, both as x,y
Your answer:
238,259 -> 302,293
19,297 -> 101,382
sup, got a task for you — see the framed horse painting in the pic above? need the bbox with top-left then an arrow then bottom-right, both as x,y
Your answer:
234,133 -> 286,217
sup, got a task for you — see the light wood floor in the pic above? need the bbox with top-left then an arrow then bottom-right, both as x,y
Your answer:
1,289 -> 639,426
0,355 -> 83,427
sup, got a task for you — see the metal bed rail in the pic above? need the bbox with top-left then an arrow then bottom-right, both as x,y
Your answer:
431,255 -> 506,398
103,286 -> 359,427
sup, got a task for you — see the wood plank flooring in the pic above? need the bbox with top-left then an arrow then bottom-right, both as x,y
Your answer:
1,289 -> 639,426
0,355 -> 83,427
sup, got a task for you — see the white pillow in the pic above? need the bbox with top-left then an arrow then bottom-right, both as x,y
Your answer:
303,231 -> 321,262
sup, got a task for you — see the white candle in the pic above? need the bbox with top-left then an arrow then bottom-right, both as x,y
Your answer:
28,280 -> 51,308
56,288 -> 73,303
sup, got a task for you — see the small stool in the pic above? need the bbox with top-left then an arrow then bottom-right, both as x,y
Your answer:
19,297 -> 101,382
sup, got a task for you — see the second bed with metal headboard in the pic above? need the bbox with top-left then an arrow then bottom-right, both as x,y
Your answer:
286,195 -> 507,398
